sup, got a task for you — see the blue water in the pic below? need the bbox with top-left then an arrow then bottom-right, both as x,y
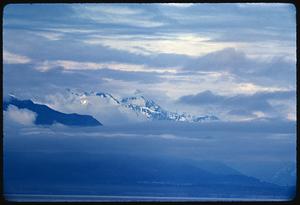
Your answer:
3,122 -> 296,202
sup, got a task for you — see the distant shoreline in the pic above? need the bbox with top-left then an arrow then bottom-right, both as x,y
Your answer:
4,194 -> 291,202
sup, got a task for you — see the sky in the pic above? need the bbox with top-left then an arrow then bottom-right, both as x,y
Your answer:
3,3 -> 296,121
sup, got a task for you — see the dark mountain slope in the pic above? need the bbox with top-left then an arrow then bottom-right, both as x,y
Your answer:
3,96 -> 102,126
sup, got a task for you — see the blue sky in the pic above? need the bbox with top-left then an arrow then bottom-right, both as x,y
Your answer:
3,3 -> 296,121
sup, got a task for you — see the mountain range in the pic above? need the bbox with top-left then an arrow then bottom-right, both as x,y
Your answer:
64,89 -> 219,125
3,90 -> 219,126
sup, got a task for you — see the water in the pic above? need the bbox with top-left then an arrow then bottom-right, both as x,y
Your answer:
3,121 -> 296,202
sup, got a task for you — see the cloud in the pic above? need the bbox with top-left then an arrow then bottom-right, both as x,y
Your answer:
3,50 -> 31,64
161,3 -> 194,8
227,109 -> 256,117
43,91 -> 149,125
236,3 -> 294,9
178,90 -> 225,105
34,31 -> 64,41
3,61 -> 166,103
4,28 -> 192,69
83,33 -> 231,57
3,63 -> 106,98
178,90 -> 295,106
2,4 -> 296,123
186,48 -> 251,70
5,105 -> 37,125
35,59 -> 177,73
90,69 -> 164,84
4,3 -> 295,61
4,22 -> 294,91
177,90 -> 295,120
72,4 -> 164,28
185,48 -> 295,88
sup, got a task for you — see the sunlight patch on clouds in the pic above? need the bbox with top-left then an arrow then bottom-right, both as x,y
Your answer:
80,28 -> 295,60
35,60 -> 178,73
234,83 -> 288,94
83,33 -> 232,57
3,50 -> 31,64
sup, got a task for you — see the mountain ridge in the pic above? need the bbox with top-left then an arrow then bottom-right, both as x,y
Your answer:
3,95 -> 102,127
67,89 -> 219,123
3,90 -> 219,126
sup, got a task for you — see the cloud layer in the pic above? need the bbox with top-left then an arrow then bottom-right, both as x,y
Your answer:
3,3 -> 296,122
178,90 -> 296,121
3,50 -> 31,64
4,105 -> 37,125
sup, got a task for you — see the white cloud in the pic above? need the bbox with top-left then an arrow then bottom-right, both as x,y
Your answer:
233,83 -> 287,94
287,113 -> 296,121
5,105 -> 37,125
43,27 -> 97,35
86,70 -> 290,115
161,3 -> 194,8
236,3 -> 293,8
35,59 -> 178,73
3,50 -> 31,64
73,5 -> 164,28
79,5 -> 143,15
237,41 -> 296,63
34,31 -> 64,41
83,33 -> 233,57
155,72 -> 288,100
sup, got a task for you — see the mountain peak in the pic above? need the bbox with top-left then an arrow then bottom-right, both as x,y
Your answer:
121,96 -> 146,106
95,92 -> 120,104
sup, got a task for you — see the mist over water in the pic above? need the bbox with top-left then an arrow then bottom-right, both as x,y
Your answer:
3,121 -> 296,201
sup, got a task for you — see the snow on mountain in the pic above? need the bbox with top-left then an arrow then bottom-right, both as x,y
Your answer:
44,89 -> 148,125
121,94 -> 219,123
10,89 -> 219,125
121,95 -> 170,120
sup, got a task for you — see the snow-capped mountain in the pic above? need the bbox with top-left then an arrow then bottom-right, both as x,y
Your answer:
66,89 -> 120,106
64,89 -> 219,123
8,89 -> 219,125
121,96 -> 170,120
121,95 -> 219,123
50,89 -> 147,125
